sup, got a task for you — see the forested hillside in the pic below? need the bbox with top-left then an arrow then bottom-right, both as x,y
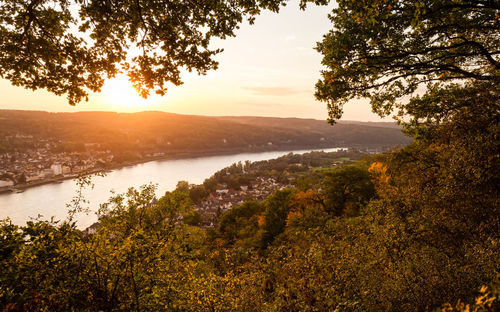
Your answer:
0,110 -> 410,155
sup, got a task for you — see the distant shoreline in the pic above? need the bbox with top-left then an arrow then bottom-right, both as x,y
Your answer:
0,144 -> 347,195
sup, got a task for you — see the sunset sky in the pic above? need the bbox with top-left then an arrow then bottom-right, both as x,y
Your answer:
0,1 -> 384,122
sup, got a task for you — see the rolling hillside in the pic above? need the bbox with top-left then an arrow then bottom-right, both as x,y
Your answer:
0,110 -> 411,155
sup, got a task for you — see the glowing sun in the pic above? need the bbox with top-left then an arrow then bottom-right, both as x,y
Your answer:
101,75 -> 153,109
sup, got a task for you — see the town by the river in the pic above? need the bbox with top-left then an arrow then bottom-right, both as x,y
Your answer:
0,148 -> 345,228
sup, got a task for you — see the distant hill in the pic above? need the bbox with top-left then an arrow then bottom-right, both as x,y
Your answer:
216,116 -> 409,147
337,120 -> 401,129
217,116 -> 400,130
0,110 -> 411,156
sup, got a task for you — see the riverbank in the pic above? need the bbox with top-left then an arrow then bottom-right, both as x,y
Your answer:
0,144 -> 348,195
0,170 -> 105,194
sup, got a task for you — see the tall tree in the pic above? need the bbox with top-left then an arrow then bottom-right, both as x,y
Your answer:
315,0 -> 500,122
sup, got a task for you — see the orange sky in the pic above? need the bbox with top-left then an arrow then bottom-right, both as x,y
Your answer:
0,1 -> 385,122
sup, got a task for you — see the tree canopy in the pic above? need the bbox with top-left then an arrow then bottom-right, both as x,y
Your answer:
1,0 -> 498,120
0,0 -> 327,104
315,0 -> 500,122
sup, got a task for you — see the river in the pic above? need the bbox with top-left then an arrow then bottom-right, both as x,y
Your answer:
0,148 -> 345,228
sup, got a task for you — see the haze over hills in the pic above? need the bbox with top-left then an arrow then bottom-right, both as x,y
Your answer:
0,110 -> 411,158
217,116 -> 401,129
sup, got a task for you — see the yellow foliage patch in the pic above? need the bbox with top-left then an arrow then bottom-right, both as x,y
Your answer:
257,215 -> 266,228
369,162 -> 390,183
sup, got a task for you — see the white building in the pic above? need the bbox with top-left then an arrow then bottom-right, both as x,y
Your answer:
51,163 -> 62,175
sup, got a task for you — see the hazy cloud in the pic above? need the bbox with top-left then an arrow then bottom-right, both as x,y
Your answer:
242,87 -> 311,96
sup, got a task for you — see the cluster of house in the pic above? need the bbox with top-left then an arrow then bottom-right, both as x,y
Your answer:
0,143 -> 113,189
196,177 -> 294,227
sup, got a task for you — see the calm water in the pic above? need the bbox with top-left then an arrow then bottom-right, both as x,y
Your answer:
0,148 -> 344,228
